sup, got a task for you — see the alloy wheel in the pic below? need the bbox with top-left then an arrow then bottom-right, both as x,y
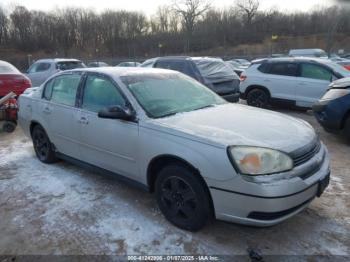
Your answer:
160,176 -> 197,221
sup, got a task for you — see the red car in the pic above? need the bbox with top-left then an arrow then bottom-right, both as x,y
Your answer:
0,60 -> 31,98
337,61 -> 350,71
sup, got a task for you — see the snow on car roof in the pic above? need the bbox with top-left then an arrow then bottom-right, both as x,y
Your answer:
70,66 -> 179,78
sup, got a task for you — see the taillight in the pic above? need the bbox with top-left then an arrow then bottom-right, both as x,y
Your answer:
25,78 -> 32,87
240,75 -> 247,82
22,77 -> 32,87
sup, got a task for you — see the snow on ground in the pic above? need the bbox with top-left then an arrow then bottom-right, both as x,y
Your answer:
0,110 -> 349,257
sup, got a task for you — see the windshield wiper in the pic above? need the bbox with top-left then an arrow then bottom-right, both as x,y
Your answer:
193,104 -> 215,111
157,111 -> 179,118
157,104 -> 215,119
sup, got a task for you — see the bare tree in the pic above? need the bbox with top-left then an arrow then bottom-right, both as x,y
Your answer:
172,0 -> 210,52
236,0 -> 259,26
156,6 -> 170,33
0,7 -> 8,45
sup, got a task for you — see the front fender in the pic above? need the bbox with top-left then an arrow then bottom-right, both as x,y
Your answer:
138,126 -> 237,185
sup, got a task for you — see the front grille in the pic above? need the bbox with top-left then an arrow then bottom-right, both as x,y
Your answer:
292,139 -> 321,167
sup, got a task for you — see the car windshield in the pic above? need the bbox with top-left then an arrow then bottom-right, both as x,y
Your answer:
0,61 -> 20,74
121,72 -> 226,118
56,61 -> 86,70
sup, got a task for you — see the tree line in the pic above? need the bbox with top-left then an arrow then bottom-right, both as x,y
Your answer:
0,0 -> 349,59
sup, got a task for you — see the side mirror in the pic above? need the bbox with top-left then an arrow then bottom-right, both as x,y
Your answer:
98,106 -> 135,121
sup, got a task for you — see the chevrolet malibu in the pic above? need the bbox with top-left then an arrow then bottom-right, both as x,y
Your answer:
18,68 -> 330,231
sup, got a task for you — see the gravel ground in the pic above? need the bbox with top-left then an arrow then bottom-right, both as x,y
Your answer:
0,108 -> 349,258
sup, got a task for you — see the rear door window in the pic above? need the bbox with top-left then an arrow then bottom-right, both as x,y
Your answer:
28,62 -> 51,73
82,75 -> 125,113
50,74 -> 81,106
257,63 -> 270,73
56,61 -> 85,70
300,63 -> 332,81
268,63 -> 298,76
43,79 -> 55,100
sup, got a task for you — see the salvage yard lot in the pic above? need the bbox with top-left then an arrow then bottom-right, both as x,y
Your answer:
0,107 -> 349,256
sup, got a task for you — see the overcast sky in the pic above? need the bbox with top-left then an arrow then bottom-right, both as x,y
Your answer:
1,0 -> 344,15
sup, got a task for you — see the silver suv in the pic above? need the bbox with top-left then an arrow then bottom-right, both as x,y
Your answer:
26,58 -> 86,87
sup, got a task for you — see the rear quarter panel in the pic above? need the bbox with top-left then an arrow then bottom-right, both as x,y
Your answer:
18,91 -> 49,139
239,65 -> 265,94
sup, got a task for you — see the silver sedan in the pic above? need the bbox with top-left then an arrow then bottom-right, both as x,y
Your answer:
18,67 -> 330,231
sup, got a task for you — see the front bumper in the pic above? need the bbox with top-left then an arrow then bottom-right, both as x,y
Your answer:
313,99 -> 346,132
221,92 -> 240,103
209,143 -> 330,227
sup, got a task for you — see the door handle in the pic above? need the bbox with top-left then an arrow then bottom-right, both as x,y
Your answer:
43,107 -> 51,114
79,117 -> 89,125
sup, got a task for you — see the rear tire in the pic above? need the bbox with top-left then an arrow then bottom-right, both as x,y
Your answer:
246,88 -> 269,108
32,125 -> 57,164
155,164 -> 212,231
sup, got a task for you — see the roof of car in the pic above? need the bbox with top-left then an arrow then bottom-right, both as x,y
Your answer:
191,57 -> 224,62
252,57 -> 333,65
70,67 -> 178,77
156,56 -> 191,61
34,58 -> 82,63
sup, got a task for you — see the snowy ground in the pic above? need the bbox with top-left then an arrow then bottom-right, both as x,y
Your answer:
0,109 -> 349,257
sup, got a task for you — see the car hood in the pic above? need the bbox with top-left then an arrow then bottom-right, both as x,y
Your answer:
148,104 -> 316,153
330,77 -> 350,89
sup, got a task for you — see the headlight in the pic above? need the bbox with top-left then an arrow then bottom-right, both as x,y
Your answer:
320,89 -> 350,101
228,146 -> 293,175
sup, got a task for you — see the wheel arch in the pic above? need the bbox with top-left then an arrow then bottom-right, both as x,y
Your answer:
30,120 -> 43,137
245,85 -> 271,98
341,108 -> 350,129
147,154 -> 215,216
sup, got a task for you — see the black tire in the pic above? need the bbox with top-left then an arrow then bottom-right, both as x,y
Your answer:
345,116 -> 350,141
2,121 -> 16,133
32,125 -> 57,163
155,164 -> 212,231
246,88 -> 269,108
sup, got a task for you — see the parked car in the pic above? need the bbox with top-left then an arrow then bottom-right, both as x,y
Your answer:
141,56 -> 240,102
225,60 -> 247,76
240,57 -> 350,108
232,59 -> 251,67
0,60 -> 31,98
19,67 -> 330,231
337,60 -> 350,71
116,62 -> 141,67
313,78 -> 350,141
87,61 -> 109,68
330,54 -> 345,62
289,49 -> 328,59
26,59 -> 86,87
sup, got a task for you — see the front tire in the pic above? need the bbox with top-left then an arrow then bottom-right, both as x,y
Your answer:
246,88 -> 269,108
32,125 -> 57,163
155,164 -> 212,231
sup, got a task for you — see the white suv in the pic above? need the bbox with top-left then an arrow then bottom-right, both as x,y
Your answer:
240,58 -> 350,109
